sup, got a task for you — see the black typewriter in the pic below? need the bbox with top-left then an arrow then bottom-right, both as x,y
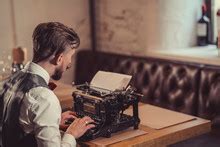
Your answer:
72,82 -> 142,141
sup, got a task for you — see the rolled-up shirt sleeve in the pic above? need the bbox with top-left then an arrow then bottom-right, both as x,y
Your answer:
19,87 -> 76,147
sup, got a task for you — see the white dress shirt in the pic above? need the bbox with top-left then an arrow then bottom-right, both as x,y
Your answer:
19,62 -> 76,147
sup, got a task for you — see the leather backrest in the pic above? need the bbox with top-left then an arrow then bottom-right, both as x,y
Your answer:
134,59 -> 200,115
198,65 -> 220,128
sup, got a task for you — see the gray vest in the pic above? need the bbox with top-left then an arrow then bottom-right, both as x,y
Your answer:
0,71 -> 49,147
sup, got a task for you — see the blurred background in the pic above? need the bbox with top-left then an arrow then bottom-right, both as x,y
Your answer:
0,0 -> 220,84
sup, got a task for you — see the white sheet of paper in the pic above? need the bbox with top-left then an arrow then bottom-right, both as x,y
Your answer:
90,71 -> 132,92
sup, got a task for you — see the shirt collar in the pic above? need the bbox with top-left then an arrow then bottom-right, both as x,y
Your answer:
22,62 -> 50,84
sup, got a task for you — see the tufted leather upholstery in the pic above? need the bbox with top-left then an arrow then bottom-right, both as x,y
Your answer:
74,50 -> 201,116
133,59 -> 200,115
198,66 -> 220,129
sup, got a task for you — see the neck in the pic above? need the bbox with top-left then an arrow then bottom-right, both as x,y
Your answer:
35,61 -> 55,77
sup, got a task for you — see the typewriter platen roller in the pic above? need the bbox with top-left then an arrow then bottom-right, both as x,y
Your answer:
72,82 -> 142,141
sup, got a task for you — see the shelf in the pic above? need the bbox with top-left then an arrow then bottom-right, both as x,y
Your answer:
146,45 -> 220,66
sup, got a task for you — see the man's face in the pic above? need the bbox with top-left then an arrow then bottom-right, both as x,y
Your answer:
51,48 -> 76,80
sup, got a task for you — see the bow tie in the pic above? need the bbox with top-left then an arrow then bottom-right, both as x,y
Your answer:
48,82 -> 57,90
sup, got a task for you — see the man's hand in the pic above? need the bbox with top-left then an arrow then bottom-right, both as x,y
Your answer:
60,111 -> 77,131
66,116 -> 95,139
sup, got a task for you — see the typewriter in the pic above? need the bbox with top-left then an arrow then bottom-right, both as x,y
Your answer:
72,71 -> 142,141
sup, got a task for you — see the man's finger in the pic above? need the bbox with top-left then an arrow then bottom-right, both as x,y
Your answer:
82,116 -> 94,122
85,124 -> 95,130
67,111 -> 76,115
65,115 -> 77,120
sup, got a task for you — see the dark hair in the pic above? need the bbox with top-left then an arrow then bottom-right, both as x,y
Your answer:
32,22 -> 80,62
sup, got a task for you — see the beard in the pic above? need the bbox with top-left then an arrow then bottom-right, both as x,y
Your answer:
51,67 -> 63,80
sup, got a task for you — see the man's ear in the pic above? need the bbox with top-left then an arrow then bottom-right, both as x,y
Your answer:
50,53 -> 63,65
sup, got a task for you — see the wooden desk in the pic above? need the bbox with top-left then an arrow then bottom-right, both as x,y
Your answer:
84,111 -> 210,147
54,82 -> 211,147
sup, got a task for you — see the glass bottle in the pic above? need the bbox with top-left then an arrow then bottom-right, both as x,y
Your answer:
197,4 -> 210,46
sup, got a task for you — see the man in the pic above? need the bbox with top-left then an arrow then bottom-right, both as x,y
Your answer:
0,22 -> 94,147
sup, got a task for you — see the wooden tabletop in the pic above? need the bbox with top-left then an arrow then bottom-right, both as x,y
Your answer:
108,119 -> 210,147
83,110 -> 210,147
54,82 -> 211,147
